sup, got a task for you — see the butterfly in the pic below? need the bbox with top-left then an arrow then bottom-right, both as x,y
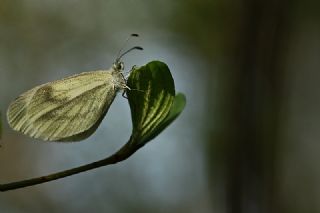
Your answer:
7,34 -> 142,142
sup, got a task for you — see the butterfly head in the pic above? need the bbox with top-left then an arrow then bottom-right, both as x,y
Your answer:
113,60 -> 125,72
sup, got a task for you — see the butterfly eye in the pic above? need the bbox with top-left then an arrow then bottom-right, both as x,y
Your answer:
118,62 -> 124,70
113,61 -> 124,71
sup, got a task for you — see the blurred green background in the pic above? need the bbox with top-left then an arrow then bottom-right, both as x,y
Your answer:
1,0 -> 320,213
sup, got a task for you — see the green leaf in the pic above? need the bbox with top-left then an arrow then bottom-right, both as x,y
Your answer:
145,93 -> 186,142
127,61 -> 186,146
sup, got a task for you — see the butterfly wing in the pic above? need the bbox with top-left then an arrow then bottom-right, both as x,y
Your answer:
7,70 -> 118,141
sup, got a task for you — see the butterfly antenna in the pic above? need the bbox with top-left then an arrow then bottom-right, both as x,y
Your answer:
116,34 -> 142,61
117,46 -> 143,62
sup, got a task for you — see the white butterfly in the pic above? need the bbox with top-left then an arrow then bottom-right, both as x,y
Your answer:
7,36 -> 142,142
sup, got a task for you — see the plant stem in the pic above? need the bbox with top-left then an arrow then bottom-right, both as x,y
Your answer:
0,139 -> 140,192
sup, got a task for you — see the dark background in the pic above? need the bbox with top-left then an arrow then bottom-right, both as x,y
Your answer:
1,1 -> 320,213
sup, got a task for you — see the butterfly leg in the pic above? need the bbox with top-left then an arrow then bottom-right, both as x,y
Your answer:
122,85 -> 131,99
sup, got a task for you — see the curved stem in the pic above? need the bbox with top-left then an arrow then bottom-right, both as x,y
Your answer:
0,138 -> 141,192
